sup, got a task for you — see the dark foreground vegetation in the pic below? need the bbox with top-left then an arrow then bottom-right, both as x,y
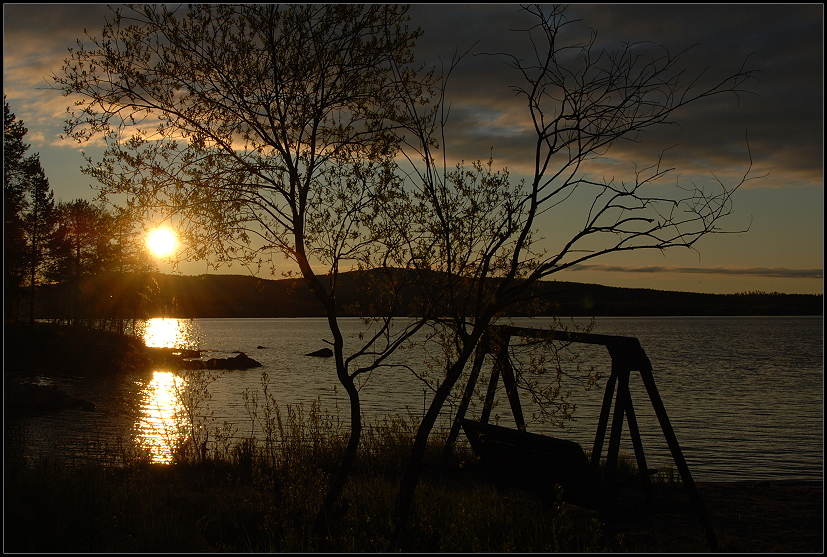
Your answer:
4,321 -> 146,377
6,411 -> 821,553
6,408 -> 701,553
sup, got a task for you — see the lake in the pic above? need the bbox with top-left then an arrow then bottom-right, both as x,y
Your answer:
6,316 -> 823,483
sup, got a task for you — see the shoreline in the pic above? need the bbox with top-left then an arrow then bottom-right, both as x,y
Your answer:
700,479 -> 822,487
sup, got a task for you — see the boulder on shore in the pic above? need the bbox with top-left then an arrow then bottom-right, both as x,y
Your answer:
305,347 -> 333,358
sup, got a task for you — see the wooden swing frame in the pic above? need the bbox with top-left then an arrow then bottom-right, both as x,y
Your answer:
442,325 -> 718,550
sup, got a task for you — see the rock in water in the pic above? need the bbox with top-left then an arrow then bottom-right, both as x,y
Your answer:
180,359 -> 207,370
204,352 -> 262,370
305,347 -> 333,358
227,352 -> 262,369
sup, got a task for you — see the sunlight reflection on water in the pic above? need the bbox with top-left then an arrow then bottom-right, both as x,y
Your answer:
140,317 -> 202,349
134,371 -> 188,463
133,318 -> 203,463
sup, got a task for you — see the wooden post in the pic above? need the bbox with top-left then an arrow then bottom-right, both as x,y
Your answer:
591,369 -> 618,468
601,369 -> 629,511
480,355 -> 500,425
639,364 -> 718,551
498,346 -> 526,431
620,378 -> 654,502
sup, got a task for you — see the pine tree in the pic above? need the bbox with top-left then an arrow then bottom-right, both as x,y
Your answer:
4,99 -> 33,320
4,98 -> 58,323
22,163 -> 55,324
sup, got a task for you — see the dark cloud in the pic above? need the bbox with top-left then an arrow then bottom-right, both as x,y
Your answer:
3,4 -> 112,53
409,4 -> 823,188
5,4 -> 820,184
3,4 -> 821,187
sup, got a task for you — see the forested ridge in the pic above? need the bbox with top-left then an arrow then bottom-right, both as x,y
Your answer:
33,271 -> 823,319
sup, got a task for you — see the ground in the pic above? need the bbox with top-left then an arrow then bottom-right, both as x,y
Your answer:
602,481 -> 823,552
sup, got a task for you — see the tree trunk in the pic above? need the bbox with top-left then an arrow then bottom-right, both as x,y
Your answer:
28,212 -> 38,326
294,245 -> 366,542
314,367 -> 362,540
392,329 -> 483,545
312,303 -> 365,543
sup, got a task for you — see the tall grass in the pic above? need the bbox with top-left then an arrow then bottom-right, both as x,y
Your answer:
5,401 -> 621,552
5,368 -> 699,552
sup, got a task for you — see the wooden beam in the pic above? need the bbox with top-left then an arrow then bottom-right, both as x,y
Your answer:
441,342 -> 487,471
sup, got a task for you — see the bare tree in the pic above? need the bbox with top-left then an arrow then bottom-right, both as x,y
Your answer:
54,3 -> 438,534
389,4 -> 761,541
55,4 -> 761,545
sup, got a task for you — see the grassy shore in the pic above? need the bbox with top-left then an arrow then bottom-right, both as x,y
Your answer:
5,399 -> 714,554
6,406 -> 822,553
5,324 -> 820,552
4,422 -> 585,552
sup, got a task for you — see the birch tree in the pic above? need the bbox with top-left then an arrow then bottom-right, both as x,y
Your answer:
389,4 -> 760,540
55,3 -> 437,534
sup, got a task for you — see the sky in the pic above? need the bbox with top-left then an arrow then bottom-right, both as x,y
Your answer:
3,4 -> 823,295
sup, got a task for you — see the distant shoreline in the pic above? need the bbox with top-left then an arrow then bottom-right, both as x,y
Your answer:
30,271 -> 823,320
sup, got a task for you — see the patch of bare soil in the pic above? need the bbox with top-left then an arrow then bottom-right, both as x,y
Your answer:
601,481 -> 823,552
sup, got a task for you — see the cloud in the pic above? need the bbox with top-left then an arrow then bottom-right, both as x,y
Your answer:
567,264 -> 823,279
409,4 -> 824,190
3,4 -> 822,198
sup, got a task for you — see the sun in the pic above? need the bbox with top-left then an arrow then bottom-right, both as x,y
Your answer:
146,227 -> 178,258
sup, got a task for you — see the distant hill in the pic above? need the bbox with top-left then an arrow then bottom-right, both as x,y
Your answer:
531,281 -> 823,317
37,270 -> 822,318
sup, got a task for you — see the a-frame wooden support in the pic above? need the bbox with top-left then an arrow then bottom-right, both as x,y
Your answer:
443,325 -> 718,551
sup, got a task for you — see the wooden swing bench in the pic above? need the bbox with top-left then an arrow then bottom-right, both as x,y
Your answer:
459,418 -> 601,509
443,325 -> 719,550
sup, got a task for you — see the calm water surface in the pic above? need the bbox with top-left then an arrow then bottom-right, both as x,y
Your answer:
7,316 -> 823,482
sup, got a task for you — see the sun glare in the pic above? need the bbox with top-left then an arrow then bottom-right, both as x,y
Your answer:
147,227 -> 178,258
